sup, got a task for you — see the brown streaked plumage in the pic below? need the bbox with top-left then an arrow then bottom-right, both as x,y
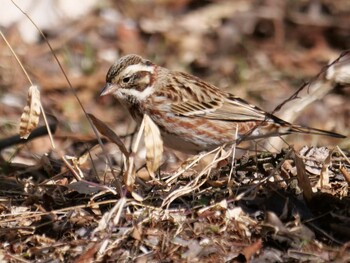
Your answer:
100,54 -> 345,153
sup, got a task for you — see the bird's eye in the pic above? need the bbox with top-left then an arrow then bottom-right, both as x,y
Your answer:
122,77 -> 130,83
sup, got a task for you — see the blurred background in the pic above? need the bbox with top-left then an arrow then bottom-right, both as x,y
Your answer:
0,0 -> 349,156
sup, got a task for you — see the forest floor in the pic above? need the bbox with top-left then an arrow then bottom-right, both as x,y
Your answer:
0,1 -> 349,262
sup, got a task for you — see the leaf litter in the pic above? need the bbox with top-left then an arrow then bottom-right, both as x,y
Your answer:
0,1 -> 349,262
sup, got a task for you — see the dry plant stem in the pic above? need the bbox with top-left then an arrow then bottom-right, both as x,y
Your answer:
303,221 -> 344,245
5,254 -> 29,263
228,125 -> 238,184
337,146 -> 350,165
265,79 -> 335,151
0,30 -> 32,85
90,187 -> 118,200
0,30 -> 56,149
97,240 -> 110,260
162,145 -> 233,208
233,147 -> 293,201
125,114 -> 163,188
10,0 -> 123,195
0,199 -> 119,224
125,115 -> 146,188
163,154 -> 204,184
61,156 -> 84,181
93,197 -> 127,237
336,146 -> 350,183
112,197 -> 127,224
164,146 -> 226,184
265,52 -> 350,151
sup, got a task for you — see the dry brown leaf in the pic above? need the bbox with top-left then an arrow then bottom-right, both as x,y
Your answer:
88,113 -> 129,157
73,241 -> 100,263
241,239 -> 263,261
125,163 -> 136,191
19,85 -> 41,139
143,114 -> 163,175
131,223 -> 143,241
317,150 -> 332,189
295,151 -> 314,203
67,181 -> 105,194
340,165 -> 350,183
131,191 -> 144,202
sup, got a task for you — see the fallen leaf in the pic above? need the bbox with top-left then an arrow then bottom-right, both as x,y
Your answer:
143,114 -> 163,175
88,113 -> 129,157
295,151 -> 314,203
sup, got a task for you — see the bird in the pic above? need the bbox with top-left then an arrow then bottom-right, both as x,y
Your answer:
100,54 -> 345,154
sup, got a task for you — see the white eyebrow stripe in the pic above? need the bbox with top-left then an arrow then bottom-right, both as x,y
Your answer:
122,64 -> 154,76
119,86 -> 154,101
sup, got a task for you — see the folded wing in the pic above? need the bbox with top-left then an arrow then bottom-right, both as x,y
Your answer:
171,93 -> 268,122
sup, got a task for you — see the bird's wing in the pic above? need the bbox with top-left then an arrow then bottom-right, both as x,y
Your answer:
206,95 -> 268,121
171,92 -> 268,122
160,71 -> 268,121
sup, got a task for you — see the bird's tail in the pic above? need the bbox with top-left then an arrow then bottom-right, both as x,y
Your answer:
238,113 -> 346,141
287,124 -> 346,138
262,114 -> 346,139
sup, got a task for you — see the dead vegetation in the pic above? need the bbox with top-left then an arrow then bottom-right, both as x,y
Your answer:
0,0 -> 349,262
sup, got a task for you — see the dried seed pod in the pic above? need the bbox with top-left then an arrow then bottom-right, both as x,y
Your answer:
144,114 -> 163,175
19,85 -> 41,139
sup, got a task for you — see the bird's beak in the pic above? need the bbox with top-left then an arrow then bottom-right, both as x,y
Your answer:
100,83 -> 114,96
